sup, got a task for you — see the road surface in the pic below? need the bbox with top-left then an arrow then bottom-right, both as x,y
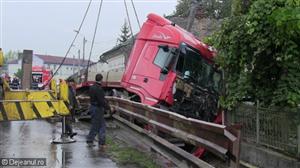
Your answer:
0,120 -> 117,168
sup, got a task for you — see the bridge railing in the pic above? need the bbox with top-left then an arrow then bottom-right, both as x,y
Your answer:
107,97 -> 241,168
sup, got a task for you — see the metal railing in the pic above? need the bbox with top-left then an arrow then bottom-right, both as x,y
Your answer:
229,102 -> 300,157
107,97 -> 242,168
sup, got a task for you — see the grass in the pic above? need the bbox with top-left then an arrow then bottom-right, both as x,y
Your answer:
106,135 -> 160,168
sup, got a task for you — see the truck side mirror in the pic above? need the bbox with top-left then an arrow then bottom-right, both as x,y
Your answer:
159,45 -> 169,52
160,67 -> 169,74
183,71 -> 191,79
179,43 -> 187,54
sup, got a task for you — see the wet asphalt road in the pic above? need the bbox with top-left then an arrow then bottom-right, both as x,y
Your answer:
0,120 -> 118,168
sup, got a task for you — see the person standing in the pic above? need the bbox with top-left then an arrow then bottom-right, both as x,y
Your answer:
66,78 -> 78,138
86,74 -> 107,149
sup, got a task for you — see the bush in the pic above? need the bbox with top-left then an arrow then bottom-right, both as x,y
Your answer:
210,0 -> 300,108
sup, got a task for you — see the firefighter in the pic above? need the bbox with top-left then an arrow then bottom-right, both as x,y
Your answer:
66,78 -> 78,138
86,73 -> 108,149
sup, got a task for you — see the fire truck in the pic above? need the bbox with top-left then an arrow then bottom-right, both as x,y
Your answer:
32,66 -> 52,89
78,13 -> 222,122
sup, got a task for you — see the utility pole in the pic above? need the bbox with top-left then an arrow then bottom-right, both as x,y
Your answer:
82,37 -> 87,82
186,0 -> 201,32
72,54 -> 75,75
77,49 -> 80,82
82,37 -> 86,63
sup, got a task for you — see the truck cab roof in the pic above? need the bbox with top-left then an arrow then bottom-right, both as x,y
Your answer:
137,13 -> 216,61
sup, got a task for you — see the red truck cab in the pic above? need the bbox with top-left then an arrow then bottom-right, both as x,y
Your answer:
121,13 -> 220,108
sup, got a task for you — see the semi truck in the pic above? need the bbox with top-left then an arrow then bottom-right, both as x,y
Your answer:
77,13 -> 222,123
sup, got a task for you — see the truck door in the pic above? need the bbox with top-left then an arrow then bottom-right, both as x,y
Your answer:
130,42 -> 177,102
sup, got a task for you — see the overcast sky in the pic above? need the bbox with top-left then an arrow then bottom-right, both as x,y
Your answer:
0,0 -> 177,61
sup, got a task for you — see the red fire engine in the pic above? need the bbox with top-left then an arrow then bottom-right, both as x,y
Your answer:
32,66 -> 52,89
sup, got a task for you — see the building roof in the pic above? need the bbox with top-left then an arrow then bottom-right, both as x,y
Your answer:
100,36 -> 135,61
7,59 -> 19,64
35,54 -> 92,66
6,54 -> 94,66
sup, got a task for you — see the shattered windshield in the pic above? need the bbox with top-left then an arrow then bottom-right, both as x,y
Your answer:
176,44 -> 221,93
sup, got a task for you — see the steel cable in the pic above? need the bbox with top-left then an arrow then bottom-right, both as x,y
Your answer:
43,0 -> 92,87
123,0 -> 134,38
85,0 -> 104,81
130,0 -> 141,29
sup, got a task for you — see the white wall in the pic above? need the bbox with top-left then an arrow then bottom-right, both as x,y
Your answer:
7,56 -> 83,79
7,55 -> 44,77
7,60 -> 21,77
107,55 -> 125,71
33,55 -> 44,66
87,54 -> 126,82
51,64 -> 80,80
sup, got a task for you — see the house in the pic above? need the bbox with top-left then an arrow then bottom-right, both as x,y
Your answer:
7,54 -> 92,79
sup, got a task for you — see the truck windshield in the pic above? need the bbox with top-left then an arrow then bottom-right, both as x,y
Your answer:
176,44 -> 221,93
32,73 -> 43,83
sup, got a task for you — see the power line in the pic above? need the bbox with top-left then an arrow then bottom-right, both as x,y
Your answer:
43,0 -> 92,86
85,0 -> 104,82
130,0 -> 141,29
123,0 -> 134,38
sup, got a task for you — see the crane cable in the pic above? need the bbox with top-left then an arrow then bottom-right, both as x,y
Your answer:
85,0 -> 104,81
123,0 -> 134,38
43,0 -> 92,87
130,0 -> 141,29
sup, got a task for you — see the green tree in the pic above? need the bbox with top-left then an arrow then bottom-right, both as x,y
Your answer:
174,0 -> 191,17
204,0 -> 232,19
4,50 -> 20,63
209,0 -> 300,108
14,69 -> 23,79
231,0 -> 252,16
174,0 -> 232,19
117,20 -> 131,44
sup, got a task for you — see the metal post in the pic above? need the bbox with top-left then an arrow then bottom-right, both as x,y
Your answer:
52,116 -> 76,144
62,116 -> 66,136
256,100 -> 260,144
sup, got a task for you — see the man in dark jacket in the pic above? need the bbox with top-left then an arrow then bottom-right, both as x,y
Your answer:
66,78 -> 78,138
86,74 -> 108,149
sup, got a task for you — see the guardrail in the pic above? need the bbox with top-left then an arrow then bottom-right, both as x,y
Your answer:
107,97 -> 241,168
